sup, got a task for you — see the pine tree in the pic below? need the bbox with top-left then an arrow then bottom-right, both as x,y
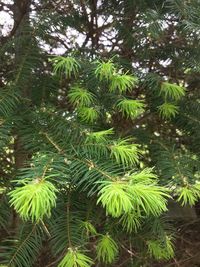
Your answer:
0,0 -> 200,266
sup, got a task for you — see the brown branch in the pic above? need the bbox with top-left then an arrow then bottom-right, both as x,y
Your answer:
0,0 -> 30,44
48,35 -> 69,50
79,0 -> 90,24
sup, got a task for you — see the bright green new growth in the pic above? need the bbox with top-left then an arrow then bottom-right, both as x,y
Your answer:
51,56 -> 80,78
110,139 -> 140,166
97,181 -> 133,218
158,102 -> 179,119
95,60 -> 116,81
147,236 -> 174,260
129,168 -> 158,184
177,185 -> 200,206
94,60 -> 138,93
128,184 -> 168,216
77,107 -> 99,123
80,221 -> 97,237
120,212 -> 141,233
97,175 -> 169,218
160,82 -> 185,100
110,74 -> 138,92
97,182 -> 133,217
68,86 -> 95,107
86,128 -> 114,143
96,235 -> 118,264
117,99 -> 145,119
58,249 -> 94,267
9,180 -> 57,222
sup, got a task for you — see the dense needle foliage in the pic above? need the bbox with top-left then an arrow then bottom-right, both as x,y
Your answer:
0,0 -> 200,266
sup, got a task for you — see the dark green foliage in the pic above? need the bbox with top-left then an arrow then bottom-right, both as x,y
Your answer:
0,0 -> 200,266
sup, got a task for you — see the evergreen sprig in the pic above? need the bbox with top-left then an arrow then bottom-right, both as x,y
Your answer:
117,99 -> 145,119
158,102 -> 179,119
95,60 -> 116,81
110,139 -> 140,166
9,179 -> 57,222
110,74 -> 138,93
147,236 -> 174,260
177,184 -> 200,206
58,249 -> 94,267
68,86 -> 95,107
51,56 -> 80,78
96,234 -> 118,264
160,82 -> 185,101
